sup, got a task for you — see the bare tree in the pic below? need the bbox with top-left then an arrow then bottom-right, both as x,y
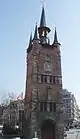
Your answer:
1,92 -> 16,106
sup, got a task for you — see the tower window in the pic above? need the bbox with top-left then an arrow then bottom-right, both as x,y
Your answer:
40,102 -> 43,112
44,75 -> 47,83
42,31 -> 45,36
53,103 -> 56,112
59,76 -> 62,85
40,102 -> 47,112
41,75 -> 43,83
33,74 -> 37,81
56,76 -> 59,84
53,76 -> 55,84
49,102 -> 52,111
38,75 -> 41,83
47,76 -> 50,83
50,76 -> 52,84
44,102 -> 47,111
47,103 -> 50,112
47,87 -> 52,101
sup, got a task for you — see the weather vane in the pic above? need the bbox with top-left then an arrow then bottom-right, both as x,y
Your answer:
40,0 -> 46,7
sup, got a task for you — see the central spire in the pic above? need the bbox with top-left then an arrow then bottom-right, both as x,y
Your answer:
40,6 -> 46,27
38,6 -> 51,44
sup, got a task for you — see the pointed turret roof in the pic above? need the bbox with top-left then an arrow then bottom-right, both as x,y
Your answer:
27,32 -> 33,53
33,23 -> 38,40
54,27 -> 58,43
29,32 -> 32,46
40,6 -> 46,27
53,27 -> 61,45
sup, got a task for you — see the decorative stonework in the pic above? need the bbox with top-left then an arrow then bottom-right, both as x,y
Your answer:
44,55 -> 52,72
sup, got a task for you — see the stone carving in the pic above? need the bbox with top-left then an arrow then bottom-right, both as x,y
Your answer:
44,55 -> 52,72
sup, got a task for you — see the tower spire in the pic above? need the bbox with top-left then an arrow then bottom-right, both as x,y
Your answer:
53,27 -> 61,46
33,23 -> 38,40
40,5 -> 46,27
38,6 -> 51,44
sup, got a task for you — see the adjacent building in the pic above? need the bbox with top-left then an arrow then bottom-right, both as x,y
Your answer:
3,105 -> 10,125
16,99 -> 24,130
2,99 -> 24,129
73,97 -> 80,125
62,89 -> 80,126
0,105 -> 5,124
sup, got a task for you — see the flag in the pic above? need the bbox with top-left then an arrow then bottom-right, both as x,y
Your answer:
17,92 -> 23,100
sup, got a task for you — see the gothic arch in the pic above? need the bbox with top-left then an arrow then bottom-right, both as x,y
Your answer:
40,118 -> 56,139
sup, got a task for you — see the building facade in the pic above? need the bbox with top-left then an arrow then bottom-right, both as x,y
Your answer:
62,89 -> 80,126
0,106 -> 4,124
2,99 -> 24,128
24,6 -> 64,139
16,100 -> 24,131
2,105 -> 9,125
72,97 -> 80,125
62,89 -> 74,125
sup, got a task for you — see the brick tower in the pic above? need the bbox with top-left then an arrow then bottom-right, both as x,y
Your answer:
24,6 -> 64,139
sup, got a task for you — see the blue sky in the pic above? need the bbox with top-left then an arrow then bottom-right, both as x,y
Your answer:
0,0 -> 80,103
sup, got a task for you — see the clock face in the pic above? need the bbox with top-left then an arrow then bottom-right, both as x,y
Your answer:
45,55 -> 51,61
47,62 -> 51,69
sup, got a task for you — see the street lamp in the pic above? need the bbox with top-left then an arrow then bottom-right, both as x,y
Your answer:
76,131 -> 80,139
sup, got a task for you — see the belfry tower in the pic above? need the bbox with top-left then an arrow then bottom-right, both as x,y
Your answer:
24,6 -> 64,139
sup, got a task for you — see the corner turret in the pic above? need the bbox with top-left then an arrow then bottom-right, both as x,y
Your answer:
33,23 -> 38,40
53,27 -> 61,46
